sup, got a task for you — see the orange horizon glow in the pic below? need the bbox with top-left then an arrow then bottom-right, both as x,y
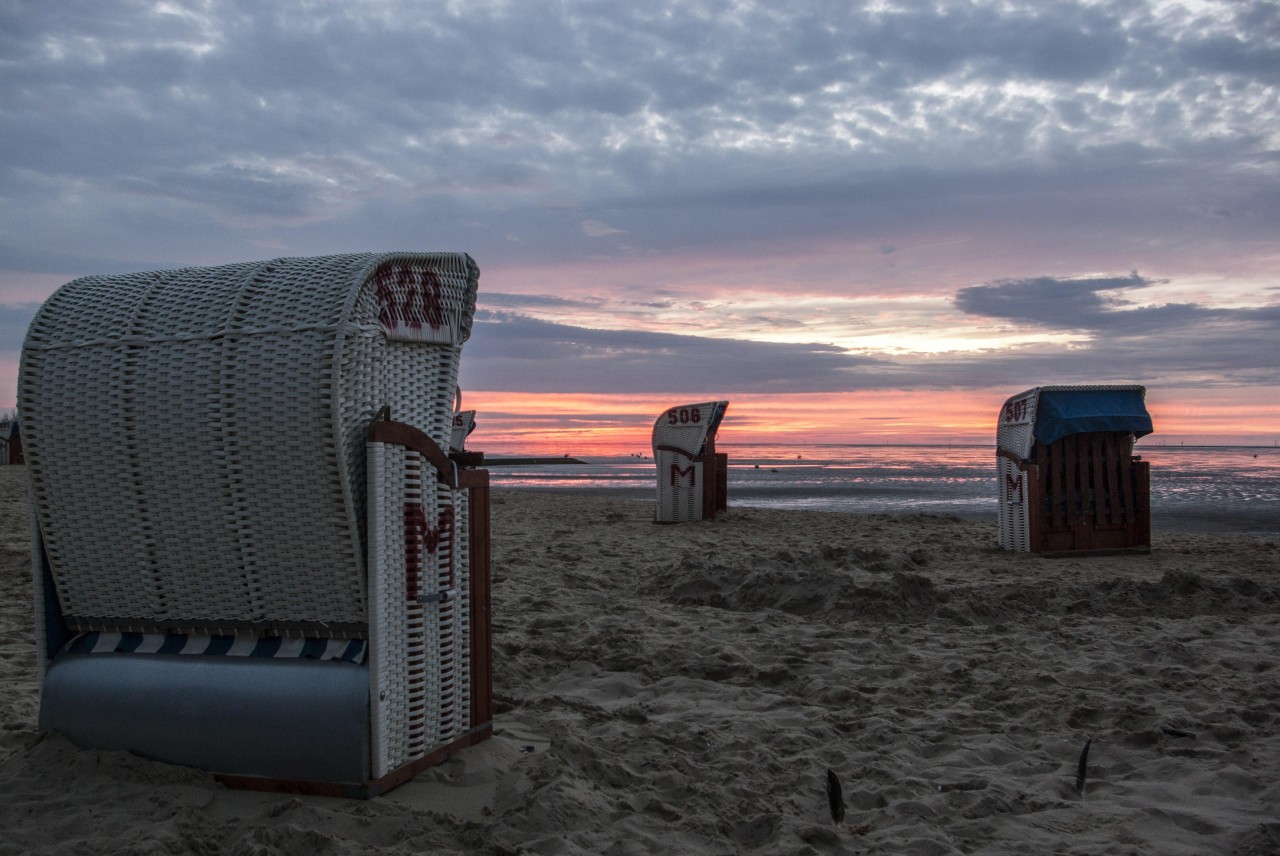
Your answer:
1,355 -> 1274,456
462,388 -> 1280,457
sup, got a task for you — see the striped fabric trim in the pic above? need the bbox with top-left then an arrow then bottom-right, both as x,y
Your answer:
62,632 -> 367,664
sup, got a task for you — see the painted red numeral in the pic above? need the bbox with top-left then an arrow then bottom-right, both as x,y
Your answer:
666,407 -> 703,426
375,266 -> 446,332
1004,399 -> 1028,423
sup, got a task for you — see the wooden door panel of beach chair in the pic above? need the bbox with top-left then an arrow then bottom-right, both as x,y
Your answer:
1028,432 -> 1151,554
996,385 -> 1153,555
21,252 -> 492,796
652,401 -> 728,523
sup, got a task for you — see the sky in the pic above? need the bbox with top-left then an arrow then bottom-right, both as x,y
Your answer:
1,0 -> 1277,454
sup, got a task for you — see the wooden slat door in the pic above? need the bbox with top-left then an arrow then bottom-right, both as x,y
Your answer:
1031,432 -> 1150,554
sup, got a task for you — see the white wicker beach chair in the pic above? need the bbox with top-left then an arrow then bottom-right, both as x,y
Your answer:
21,252 -> 492,796
450,409 -> 477,454
652,401 -> 729,523
996,385 -> 1153,555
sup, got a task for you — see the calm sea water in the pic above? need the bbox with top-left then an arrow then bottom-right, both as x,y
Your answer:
486,444 -> 1280,536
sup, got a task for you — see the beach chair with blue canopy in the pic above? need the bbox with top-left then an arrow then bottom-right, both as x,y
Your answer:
996,384 -> 1154,555
652,400 -> 729,523
20,252 -> 493,796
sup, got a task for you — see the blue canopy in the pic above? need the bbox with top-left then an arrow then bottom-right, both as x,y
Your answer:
1034,388 -> 1153,446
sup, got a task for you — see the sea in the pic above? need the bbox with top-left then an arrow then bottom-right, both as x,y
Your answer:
485,444 -> 1280,536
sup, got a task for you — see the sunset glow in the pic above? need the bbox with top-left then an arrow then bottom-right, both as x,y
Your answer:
461,388 -> 1279,457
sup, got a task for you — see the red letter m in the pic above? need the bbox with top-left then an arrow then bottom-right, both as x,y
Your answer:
403,502 -> 456,600
670,463 -> 697,487
1005,473 -> 1023,503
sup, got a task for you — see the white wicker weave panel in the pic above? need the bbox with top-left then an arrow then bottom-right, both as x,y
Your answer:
129,266 -> 256,336
453,486 -> 472,738
24,270 -> 182,343
996,457 -> 1030,552
428,476 -> 470,747
22,344 -> 162,620
367,442 -> 473,776
654,449 -> 704,524
217,330 -> 365,622
996,389 -> 1039,553
337,328 -> 387,562
377,347 -> 460,452
127,339 -> 246,617
367,442 -> 400,778
224,255 -> 369,329
402,452 -> 430,764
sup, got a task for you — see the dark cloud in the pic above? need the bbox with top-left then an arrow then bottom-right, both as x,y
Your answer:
951,274 -> 1280,384
926,327 -> 1280,390
460,311 -> 892,394
953,273 -> 1162,329
953,273 -> 1279,340
461,282 -> 1280,396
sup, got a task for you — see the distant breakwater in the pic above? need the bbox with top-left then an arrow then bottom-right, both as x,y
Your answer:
484,457 -> 588,466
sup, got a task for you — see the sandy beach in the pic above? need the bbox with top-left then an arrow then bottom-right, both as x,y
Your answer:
2,464 -> 1279,855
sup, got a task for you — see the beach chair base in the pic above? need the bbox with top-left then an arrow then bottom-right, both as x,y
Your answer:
215,723 -> 493,798
1036,546 -> 1152,559
40,653 -> 371,783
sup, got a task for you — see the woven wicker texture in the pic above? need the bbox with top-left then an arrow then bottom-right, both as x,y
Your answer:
996,388 -> 1040,551
367,442 -> 472,775
20,253 -> 478,635
652,401 -> 728,524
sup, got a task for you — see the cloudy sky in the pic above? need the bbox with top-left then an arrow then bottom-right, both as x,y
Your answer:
2,0 -> 1277,452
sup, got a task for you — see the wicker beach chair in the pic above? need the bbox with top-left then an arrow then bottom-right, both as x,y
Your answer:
996,385 -> 1153,555
447,408 -> 485,471
21,252 -> 492,796
652,401 -> 729,523
451,409 -> 477,454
